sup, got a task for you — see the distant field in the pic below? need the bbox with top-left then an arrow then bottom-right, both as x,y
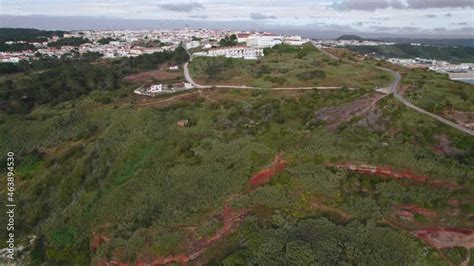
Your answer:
189,44 -> 392,89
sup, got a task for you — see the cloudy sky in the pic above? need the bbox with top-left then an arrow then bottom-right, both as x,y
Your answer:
0,0 -> 473,36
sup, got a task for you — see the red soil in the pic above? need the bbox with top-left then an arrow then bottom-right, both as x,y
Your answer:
395,210 -> 415,222
332,163 -> 458,189
149,206 -> 248,265
90,233 -> 111,252
398,204 -> 437,218
413,227 -> 474,249
100,156 -> 288,265
334,164 -> 428,182
249,154 -> 287,187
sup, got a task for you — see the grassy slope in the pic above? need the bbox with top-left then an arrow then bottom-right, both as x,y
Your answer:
347,44 -> 474,64
0,86 -> 473,264
400,67 -> 474,113
189,44 -> 392,89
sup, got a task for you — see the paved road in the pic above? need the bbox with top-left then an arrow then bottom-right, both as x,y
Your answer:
315,44 -> 474,136
378,66 -> 474,136
184,45 -> 473,136
184,62 -> 354,91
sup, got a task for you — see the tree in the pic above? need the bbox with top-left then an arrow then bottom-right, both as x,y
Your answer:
219,34 -> 238,47
285,240 -> 317,265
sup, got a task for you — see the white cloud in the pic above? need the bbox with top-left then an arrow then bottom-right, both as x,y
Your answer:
0,0 -> 472,34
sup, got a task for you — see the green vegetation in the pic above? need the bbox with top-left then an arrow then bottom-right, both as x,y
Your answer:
0,42 -> 36,52
0,52 -> 104,75
189,44 -> 391,88
0,47 -> 189,113
1,82 -> 473,264
337,34 -> 364,41
401,67 -> 474,113
48,37 -> 91,48
97,37 -> 117,45
218,34 -> 238,47
0,28 -> 64,43
348,43 -> 474,63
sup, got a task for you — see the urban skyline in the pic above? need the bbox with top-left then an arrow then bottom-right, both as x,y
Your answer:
0,0 -> 473,37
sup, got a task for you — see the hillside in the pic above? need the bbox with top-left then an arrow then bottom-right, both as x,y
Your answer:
189,44 -> 392,89
0,28 -> 64,44
0,46 -> 473,265
347,43 -> 474,63
337,34 -> 364,41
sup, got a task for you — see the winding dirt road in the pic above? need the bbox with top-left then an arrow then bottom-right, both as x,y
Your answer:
315,44 -> 474,136
184,45 -> 474,136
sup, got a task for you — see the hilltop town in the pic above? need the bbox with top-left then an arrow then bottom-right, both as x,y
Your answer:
0,28 -> 309,63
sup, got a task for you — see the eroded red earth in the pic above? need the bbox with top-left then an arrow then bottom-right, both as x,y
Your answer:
332,163 -> 474,253
413,228 -> 474,249
249,154 -> 287,187
98,155 -> 287,265
332,163 -> 458,189
99,206 -> 247,266
97,159 -> 471,265
90,233 -> 111,252
146,207 -> 248,265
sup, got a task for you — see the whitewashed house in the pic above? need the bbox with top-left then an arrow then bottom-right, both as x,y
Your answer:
149,84 -> 163,93
207,46 -> 264,60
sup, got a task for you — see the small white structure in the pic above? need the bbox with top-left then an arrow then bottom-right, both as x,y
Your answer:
237,33 -> 251,43
134,82 -> 193,97
169,65 -> 179,70
184,83 -> 194,89
185,41 -> 200,49
149,84 -> 163,93
207,46 -> 264,60
283,36 -> 309,46
246,34 -> 282,48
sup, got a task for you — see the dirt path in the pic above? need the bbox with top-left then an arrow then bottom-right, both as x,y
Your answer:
184,61 -> 355,91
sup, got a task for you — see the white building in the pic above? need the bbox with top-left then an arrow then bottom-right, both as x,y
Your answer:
149,84 -> 163,93
207,46 -> 264,60
246,34 -> 282,48
184,83 -> 194,89
388,58 -> 416,64
283,36 -> 309,46
185,41 -> 200,49
237,33 -> 252,43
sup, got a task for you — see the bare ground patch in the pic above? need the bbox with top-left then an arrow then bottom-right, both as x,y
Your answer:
314,93 -> 387,130
443,110 -> 474,130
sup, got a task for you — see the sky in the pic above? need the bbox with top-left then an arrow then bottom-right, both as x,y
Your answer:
0,0 -> 473,37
